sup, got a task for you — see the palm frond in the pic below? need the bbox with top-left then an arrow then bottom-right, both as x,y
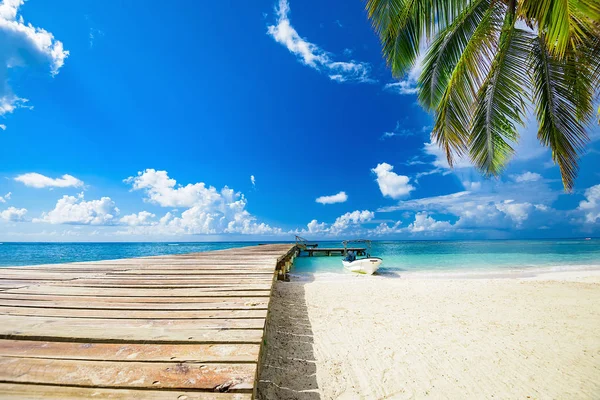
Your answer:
419,0 -> 491,110
529,33 -> 590,190
429,3 -> 503,167
469,9 -> 533,176
366,0 -> 472,77
519,0 -> 600,58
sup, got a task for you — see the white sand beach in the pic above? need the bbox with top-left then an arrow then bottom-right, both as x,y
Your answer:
258,269 -> 600,399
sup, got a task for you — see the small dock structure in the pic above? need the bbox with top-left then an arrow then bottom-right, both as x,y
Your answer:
0,244 -> 296,399
294,236 -> 366,257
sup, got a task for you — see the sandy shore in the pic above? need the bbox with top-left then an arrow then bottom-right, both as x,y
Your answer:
257,269 -> 600,399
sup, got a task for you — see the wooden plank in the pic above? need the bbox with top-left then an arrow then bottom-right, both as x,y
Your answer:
5,286 -> 272,297
0,315 -> 264,343
0,383 -> 252,400
0,313 -> 265,329
0,299 -> 269,310
0,293 -> 269,305
0,340 -> 260,362
0,306 -> 267,319
0,357 -> 255,391
55,282 -> 274,290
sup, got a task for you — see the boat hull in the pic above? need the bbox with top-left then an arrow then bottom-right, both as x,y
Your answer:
342,257 -> 382,275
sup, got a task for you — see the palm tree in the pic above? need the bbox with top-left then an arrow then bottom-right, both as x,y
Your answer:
367,0 -> 600,190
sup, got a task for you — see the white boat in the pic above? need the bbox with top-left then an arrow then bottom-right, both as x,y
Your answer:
341,239 -> 382,275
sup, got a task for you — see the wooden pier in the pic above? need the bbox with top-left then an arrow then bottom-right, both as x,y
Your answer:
0,244 -> 296,399
301,247 -> 366,257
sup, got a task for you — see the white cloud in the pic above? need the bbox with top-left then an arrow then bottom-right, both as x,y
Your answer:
125,169 -> 220,208
295,209 -> 374,237
0,206 -> 26,221
0,0 -> 69,116
577,184 -> 600,224
250,175 -> 256,187
408,212 -> 452,233
423,141 -> 473,170
512,171 -> 542,183
123,169 -> 282,236
0,124 -> 6,130
306,219 -> 328,234
15,173 -> 84,188
316,191 -> 347,205
495,200 -> 534,227
119,211 -> 156,226
267,0 -> 373,84
330,210 -> 374,234
379,177 -> 557,231
372,163 -> 415,199
383,80 -> 419,95
35,193 -> 119,225
0,191 -> 10,203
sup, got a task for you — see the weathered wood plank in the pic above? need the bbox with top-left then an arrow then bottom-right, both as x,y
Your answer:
0,357 -> 255,391
0,293 -> 269,305
0,340 -> 260,362
0,383 -> 252,400
0,298 -> 269,310
0,315 -> 264,343
0,306 -> 267,319
5,286 -> 272,297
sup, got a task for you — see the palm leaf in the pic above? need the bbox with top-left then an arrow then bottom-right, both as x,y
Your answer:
366,0 -> 472,77
469,7 -> 533,175
419,0 -> 491,110
519,0 -> 600,58
429,3 -> 503,166
529,33 -> 590,190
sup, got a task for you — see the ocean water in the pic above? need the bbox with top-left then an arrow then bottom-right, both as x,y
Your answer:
0,240 -> 599,276
0,242 -> 260,267
292,239 -> 600,276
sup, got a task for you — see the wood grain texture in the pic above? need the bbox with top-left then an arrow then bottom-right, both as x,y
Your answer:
0,244 -> 296,398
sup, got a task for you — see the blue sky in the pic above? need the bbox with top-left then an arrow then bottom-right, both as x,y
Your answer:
0,0 -> 599,241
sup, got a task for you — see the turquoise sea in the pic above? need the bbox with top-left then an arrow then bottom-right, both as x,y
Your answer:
293,239 -> 600,276
0,240 -> 599,275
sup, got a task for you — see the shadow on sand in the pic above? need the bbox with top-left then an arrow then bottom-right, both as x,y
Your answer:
256,274 -> 320,400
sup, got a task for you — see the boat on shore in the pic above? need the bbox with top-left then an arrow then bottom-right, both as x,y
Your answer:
342,239 -> 382,275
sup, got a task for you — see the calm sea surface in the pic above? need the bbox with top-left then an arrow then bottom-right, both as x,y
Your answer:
0,240 -> 599,275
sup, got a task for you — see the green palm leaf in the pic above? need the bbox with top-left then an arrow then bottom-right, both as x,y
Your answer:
428,3 -> 503,166
529,34 -> 590,190
469,8 -> 533,175
419,0 -> 491,110
366,0 -> 472,77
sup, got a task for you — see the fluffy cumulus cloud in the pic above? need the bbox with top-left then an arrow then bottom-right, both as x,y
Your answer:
372,163 -> 415,199
119,211 -> 156,227
0,206 -> 26,221
0,0 -> 69,117
316,191 -> 347,205
267,0 -> 373,83
577,184 -> 600,224
123,169 -> 281,235
15,173 -> 84,188
35,193 -> 119,225
408,212 -> 452,233
297,210 -> 374,237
